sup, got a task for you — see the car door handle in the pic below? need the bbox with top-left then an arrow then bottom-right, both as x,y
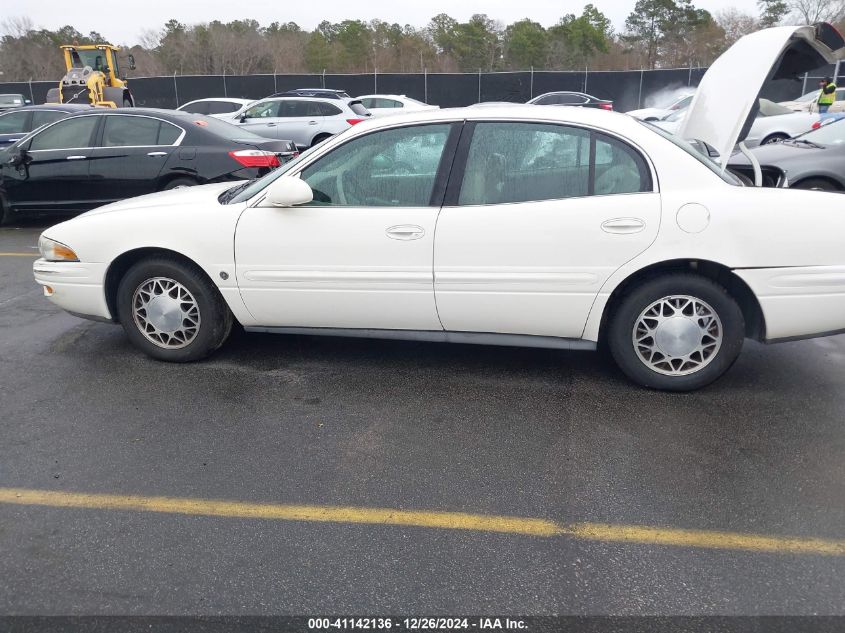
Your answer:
266,123 -> 276,127
308,120 -> 318,125
66,155 -> 87,160
147,151 -> 168,157
601,217 -> 645,234
386,225 -> 425,240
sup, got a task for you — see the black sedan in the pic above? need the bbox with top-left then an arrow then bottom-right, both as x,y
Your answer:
0,104 -> 94,147
0,108 -> 297,224
527,91 -> 613,110
727,118 -> 845,191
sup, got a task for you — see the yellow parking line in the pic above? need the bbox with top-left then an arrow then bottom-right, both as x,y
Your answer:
0,252 -> 38,257
1,487 -> 844,556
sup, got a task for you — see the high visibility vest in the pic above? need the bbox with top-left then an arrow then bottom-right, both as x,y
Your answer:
819,83 -> 837,105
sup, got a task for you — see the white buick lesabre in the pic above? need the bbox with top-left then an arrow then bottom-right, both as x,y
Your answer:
32,24 -> 845,390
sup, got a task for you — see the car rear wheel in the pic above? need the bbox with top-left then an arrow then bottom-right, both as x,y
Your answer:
792,178 -> 840,192
607,274 -> 745,391
311,133 -> 332,148
162,177 -> 198,191
116,256 -> 233,362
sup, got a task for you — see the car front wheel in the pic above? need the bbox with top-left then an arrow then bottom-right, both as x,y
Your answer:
607,274 -> 745,391
116,256 -> 233,362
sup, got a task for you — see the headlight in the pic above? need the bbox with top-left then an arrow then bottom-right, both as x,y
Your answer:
38,236 -> 79,262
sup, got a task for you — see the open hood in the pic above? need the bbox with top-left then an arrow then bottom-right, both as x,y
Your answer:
678,23 -> 845,169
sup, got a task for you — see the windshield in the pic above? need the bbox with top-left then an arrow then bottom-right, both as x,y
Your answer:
639,120 -> 741,185
664,108 -> 688,123
794,117 -> 845,145
0,94 -> 24,106
795,90 -> 820,103
758,99 -> 793,116
71,49 -> 110,72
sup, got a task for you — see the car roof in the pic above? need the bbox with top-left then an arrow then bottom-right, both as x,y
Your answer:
258,96 -> 352,105
343,103 -> 641,135
180,97 -> 253,104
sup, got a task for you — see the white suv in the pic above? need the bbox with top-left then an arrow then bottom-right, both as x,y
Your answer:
227,97 -> 371,149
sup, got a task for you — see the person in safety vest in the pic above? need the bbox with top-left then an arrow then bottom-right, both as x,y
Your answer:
818,77 -> 837,113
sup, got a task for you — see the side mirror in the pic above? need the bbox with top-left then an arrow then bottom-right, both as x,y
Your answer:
11,147 -> 30,168
240,114 -> 248,123
262,176 -> 313,208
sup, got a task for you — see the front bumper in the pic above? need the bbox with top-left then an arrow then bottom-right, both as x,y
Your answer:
32,259 -> 112,322
735,266 -> 845,342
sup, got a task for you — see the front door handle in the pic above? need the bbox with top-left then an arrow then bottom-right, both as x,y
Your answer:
601,217 -> 645,234
147,151 -> 168,157
266,122 -> 276,127
66,155 -> 87,161
386,225 -> 425,240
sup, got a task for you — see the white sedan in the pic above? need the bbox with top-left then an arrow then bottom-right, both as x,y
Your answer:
356,94 -> 439,118
32,24 -> 845,391
656,98 -> 819,146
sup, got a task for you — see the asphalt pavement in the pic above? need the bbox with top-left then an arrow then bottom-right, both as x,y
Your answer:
1,223 -> 844,616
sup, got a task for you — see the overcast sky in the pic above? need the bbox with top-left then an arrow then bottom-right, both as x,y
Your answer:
13,0 -> 761,44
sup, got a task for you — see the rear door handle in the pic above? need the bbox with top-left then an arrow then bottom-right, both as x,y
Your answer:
386,225 -> 425,240
266,122 -> 276,127
147,151 -> 168,157
601,217 -> 645,234
66,155 -> 87,161
308,120 -> 318,125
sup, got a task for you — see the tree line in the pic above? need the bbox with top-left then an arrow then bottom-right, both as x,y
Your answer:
1,0 -> 844,83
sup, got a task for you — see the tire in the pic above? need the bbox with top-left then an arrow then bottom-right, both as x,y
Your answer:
792,178 -> 840,192
607,274 -> 745,391
116,256 -> 233,362
162,177 -> 198,191
761,133 -> 788,145
0,199 -> 13,227
311,133 -> 332,148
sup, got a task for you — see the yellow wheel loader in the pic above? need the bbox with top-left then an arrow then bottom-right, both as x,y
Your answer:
45,44 -> 136,108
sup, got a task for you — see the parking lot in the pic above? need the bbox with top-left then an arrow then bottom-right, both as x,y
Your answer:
1,222 -> 844,615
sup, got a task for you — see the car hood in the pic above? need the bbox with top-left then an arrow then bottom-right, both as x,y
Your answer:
79,182 -> 238,218
679,23 -> 845,170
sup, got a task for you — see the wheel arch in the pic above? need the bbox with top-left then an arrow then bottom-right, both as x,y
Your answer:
104,247 -> 219,322
597,259 -> 765,343
790,175 -> 844,191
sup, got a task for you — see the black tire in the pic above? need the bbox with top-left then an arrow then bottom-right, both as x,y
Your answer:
0,198 -> 12,227
607,274 -> 745,391
116,256 -> 233,362
761,133 -> 788,145
792,178 -> 840,192
162,177 -> 198,191
311,133 -> 332,148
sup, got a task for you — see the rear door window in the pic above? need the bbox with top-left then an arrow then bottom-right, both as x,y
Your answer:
101,116 -> 182,147
458,122 -> 651,205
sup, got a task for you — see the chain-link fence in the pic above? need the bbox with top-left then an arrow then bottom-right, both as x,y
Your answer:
1,65 -> 836,112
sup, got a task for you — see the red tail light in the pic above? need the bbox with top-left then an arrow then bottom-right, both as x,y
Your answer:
346,118 -> 365,126
229,149 -> 280,168
599,103 -> 613,111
